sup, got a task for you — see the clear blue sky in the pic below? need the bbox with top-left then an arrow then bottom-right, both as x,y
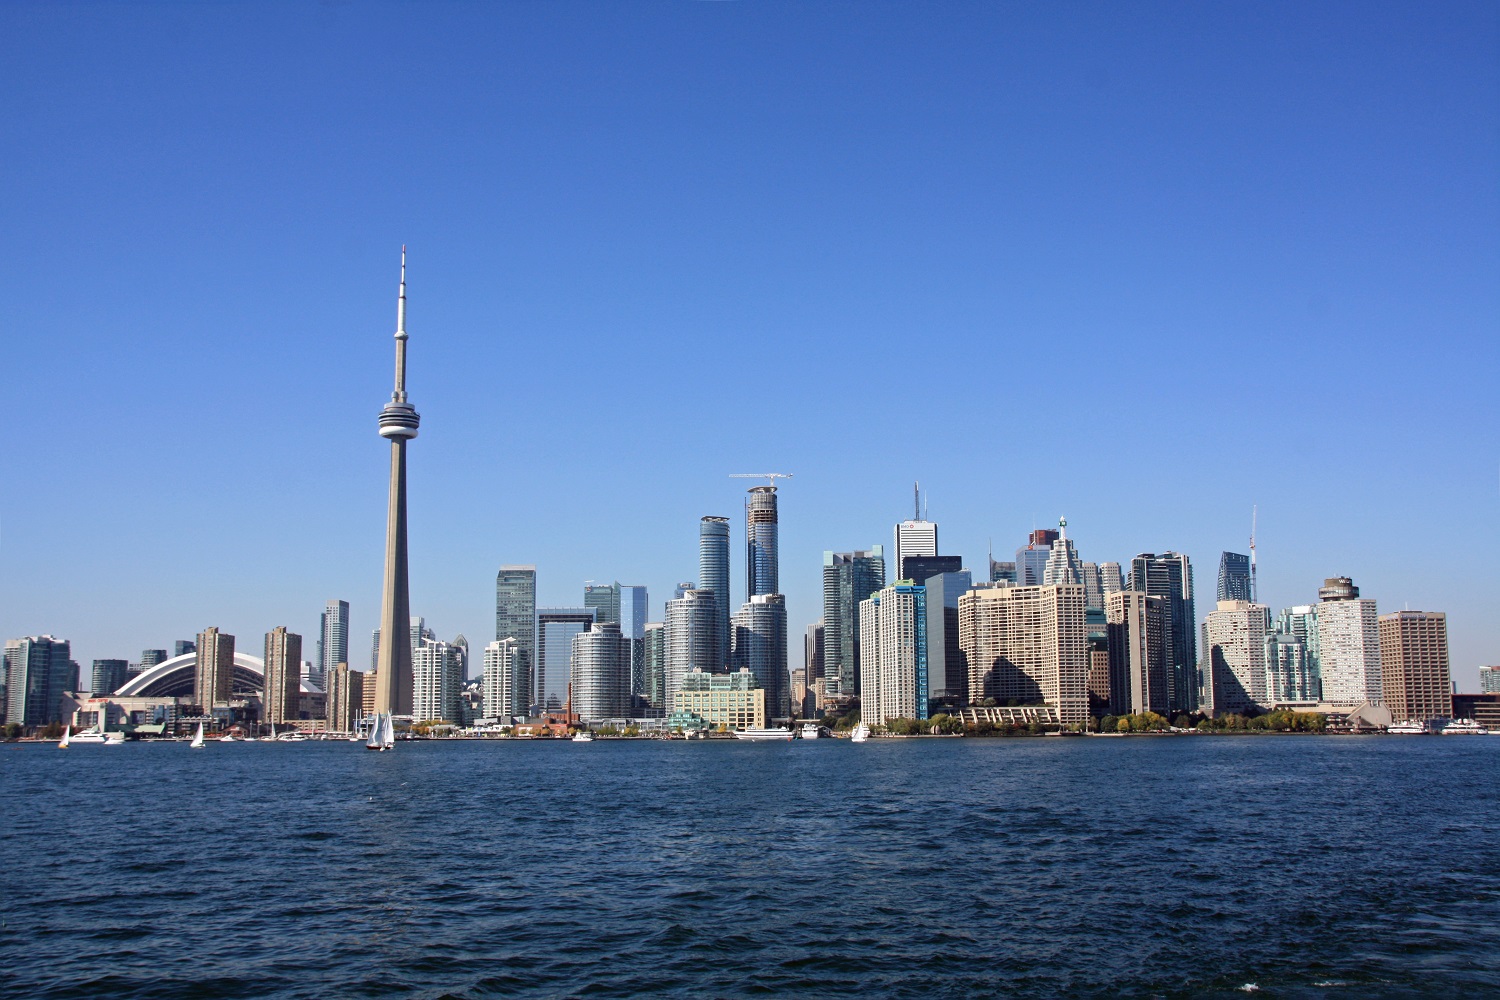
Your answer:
4,2 -> 1497,686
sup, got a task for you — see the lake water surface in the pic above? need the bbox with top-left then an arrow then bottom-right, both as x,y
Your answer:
2,735 -> 1497,998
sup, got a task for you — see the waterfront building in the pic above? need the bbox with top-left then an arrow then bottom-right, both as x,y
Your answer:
326,663 -> 365,732
859,582 -> 929,726
373,250 -> 420,717
481,638 -> 521,720
673,668 -> 766,731
1451,693 -> 1500,731
317,600 -> 350,693
1314,577 -> 1381,706
174,640 -> 196,657
1128,552 -> 1198,714
1218,552 -> 1252,602
804,622 -> 824,714
1202,601 -> 1271,716
699,516 -> 731,670
413,638 -> 464,723
571,622 -> 632,722
1042,518 -> 1083,587
989,559 -> 1017,585
1264,631 -> 1316,704
584,582 -> 621,625
1015,528 -> 1058,587
495,565 -> 537,707
821,546 -> 886,699
732,594 -> 789,719
619,585 -> 648,700
1481,666 -> 1500,694
194,627 -> 235,711
958,583 -> 1087,727
1379,611 -> 1452,724
746,487 -> 780,597
4,636 -> 75,726
262,627 -> 303,726
1106,591 -> 1170,716
665,589 -> 717,710
922,570 -> 972,708
537,608 -> 596,712
91,659 -> 129,696
643,622 -> 667,713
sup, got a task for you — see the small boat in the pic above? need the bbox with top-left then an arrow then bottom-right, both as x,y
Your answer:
732,727 -> 794,741
189,722 -> 206,749
58,726 -> 72,749
849,722 -> 871,743
217,734 -> 237,742
276,731 -> 310,742
104,731 -> 125,745
1387,720 -> 1427,734
69,727 -> 109,744
571,731 -> 595,742
1441,718 -> 1487,735
366,713 -> 395,751
799,722 -> 824,739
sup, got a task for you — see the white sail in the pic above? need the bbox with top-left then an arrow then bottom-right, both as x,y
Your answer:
59,726 -> 71,749
380,715 -> 396,749
366,713 -> 382,749
189,722 -> 205,748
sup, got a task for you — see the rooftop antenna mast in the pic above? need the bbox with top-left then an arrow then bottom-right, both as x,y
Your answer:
1249,504 -> 1258,604
914,482 -> 920,520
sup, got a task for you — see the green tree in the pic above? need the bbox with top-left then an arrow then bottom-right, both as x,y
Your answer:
1101,714 -> 1118,733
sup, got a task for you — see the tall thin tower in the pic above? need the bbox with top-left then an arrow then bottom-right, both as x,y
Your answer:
374,248 -> 420,715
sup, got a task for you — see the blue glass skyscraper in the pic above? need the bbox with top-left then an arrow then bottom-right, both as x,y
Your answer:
699,516 -> 731,670
745,486 -> 779,598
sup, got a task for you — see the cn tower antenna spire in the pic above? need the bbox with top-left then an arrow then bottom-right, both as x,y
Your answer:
393,245 -> 409,401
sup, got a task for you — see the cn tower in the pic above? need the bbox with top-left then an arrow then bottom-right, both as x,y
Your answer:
373,248 -> 419,715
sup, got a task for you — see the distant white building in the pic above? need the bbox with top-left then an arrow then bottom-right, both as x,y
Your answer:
1314,578 -> 1381,706
413,639 -> 463,723
1203,601 -> 1271,715
859,582 -> 928,726
482,637 -> 523,720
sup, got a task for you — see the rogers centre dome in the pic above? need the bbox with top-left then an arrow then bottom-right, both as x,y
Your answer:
114,652 -> 317,698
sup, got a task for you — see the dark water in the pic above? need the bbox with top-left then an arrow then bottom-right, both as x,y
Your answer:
2,736 -> 1498,999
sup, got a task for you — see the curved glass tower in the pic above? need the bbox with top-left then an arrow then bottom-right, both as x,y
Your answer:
699,516 -> 730,670
745,486 -> 778,598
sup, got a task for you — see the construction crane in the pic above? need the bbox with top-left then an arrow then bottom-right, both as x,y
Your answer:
730,473 -> 794,488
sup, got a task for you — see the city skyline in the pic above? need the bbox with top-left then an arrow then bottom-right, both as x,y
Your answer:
3,4 -> 1496,685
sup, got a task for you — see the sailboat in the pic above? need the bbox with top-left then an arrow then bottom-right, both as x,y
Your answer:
366,713 -> 395,751
58,726 -> 71,749
189,722 -> 206,749
849,721 -> 871,743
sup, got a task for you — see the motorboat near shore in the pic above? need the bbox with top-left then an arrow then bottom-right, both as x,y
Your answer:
1440,718 -> 1489,735
733,727 -> 795,741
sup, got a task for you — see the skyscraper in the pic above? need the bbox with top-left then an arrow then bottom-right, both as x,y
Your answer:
1015,529 -> 1058,587
495,565 -> 537,707
732,594 -> 789,719
1128,552 -> 1198,714
194,627 -> 235,712
1217,552 -> 1252,603
1314,577 -> 1381,705
413,638 -> 463,723
804,622 -> 825,715
262,626 -> 302,726
1379,611 -> 1452,724
374,249 -> 420,717
139,649 -> 169,674
618,585 -> 649,701
989,560 -> 1018,585
1106,591 -> 1170,716
1481,666 -> 1500,694
1202,601 -> 1271,716
482,637 -> 522,720
899,554 -> 963,584
583,582 -> 622,625
1277,605 -> 1322,699
571,622 -> 631,722
537,608 -> 596,712
4,636 -> 74,727
922,570 -> 972,708
665,589 -> 717,710
91,659 -> 129,696
174,640 -> 197,657
643,622 -> 667,714
318,600 -> 350,692
958,583 -> 1088,726
893,492 -> 938,585
1264,631 -> 1317,703
325,663 -> 364,733
859,582 -> 929,726
745,486 -> 779,597
1042,518 -> 1083,586
821,546 -> 886,699
699,517 -> 731,671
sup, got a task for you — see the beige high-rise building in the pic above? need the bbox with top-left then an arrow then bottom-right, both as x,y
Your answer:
1106,591 -> 1170,716
1315,577 -> 1381,706
858,582 -> 928,726
958,583 -> 1087,726
194,627 -> 235,711
1202,600 -> 1271,716
326,663 -> 365,733
262,626 -> 302,726
362,669 -> 379,718
1379,611 -> 1451,723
